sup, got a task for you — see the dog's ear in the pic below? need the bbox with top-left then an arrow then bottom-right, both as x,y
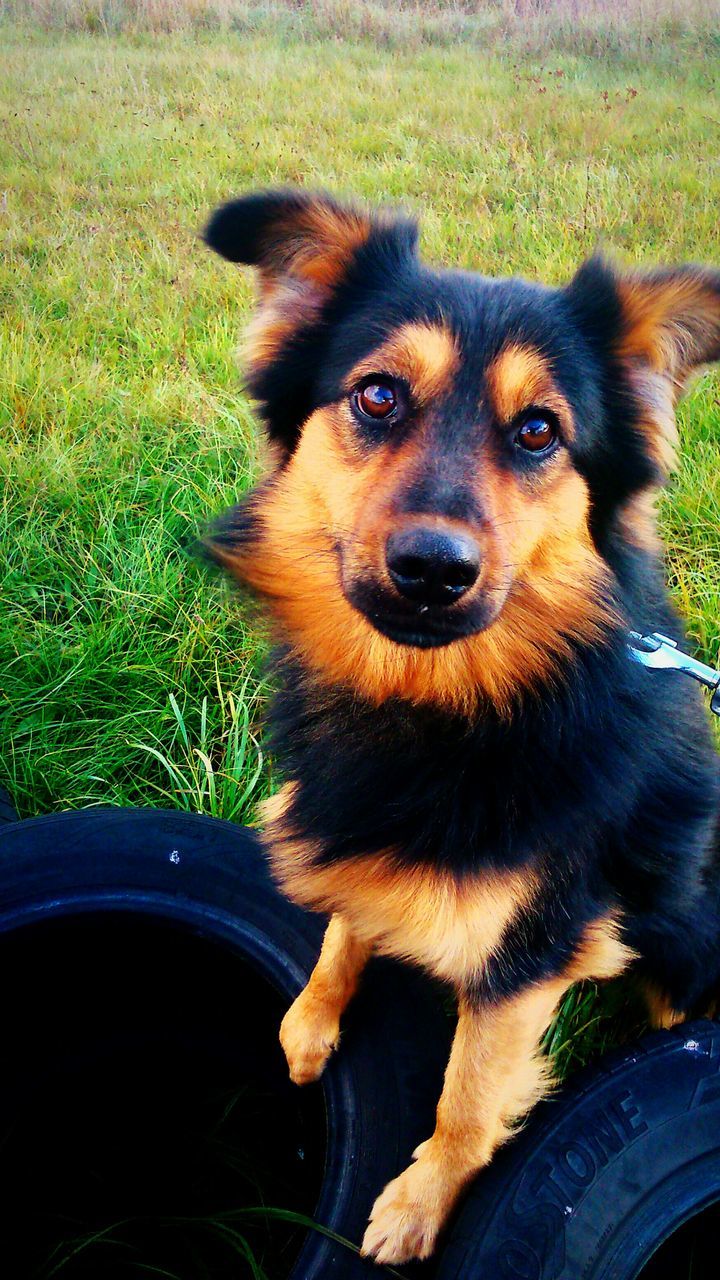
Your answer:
204,187 -> 405,288
204,188 -> 418,452
614,264 -> 720,384
567,255 -> 720,479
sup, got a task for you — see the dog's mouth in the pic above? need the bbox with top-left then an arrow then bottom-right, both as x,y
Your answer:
366,615 -> 477,649
345,579 -> 507,649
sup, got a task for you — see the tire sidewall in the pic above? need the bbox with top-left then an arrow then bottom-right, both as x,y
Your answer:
438,1020 -> 720,1280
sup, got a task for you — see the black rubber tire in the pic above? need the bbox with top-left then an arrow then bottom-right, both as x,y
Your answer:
437,1018 -> 720,1280
0,786 -> 18,824
0,807 -> 451,1279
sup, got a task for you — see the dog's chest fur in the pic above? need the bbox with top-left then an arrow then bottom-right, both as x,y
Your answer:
258,649 -> 645,994
259,644 -> 720,1000
265,645 -> 647,874
263,786 -> 538,987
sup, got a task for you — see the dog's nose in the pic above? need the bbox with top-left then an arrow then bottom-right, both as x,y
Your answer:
386,526 -> 481,607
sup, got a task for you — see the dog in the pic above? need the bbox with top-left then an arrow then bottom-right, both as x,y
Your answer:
202,188 -> 720,1265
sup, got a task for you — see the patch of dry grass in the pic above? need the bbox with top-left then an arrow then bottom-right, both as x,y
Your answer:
3,0 -> 720,58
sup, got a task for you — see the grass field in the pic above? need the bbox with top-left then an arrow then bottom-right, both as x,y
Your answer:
1,7 -> 720,1080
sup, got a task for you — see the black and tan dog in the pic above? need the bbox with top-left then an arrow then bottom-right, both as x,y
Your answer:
202,188 -> 720,1265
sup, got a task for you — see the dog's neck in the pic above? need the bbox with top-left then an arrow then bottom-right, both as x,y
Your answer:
265,629 -> 653,875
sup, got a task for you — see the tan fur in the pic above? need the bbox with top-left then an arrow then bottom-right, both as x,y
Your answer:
566,912 -> 638,982
486,343 -> 576,440
258,199 -> 373,290
624,363 -> 679,480
642,980 -> 687,1029
279,914 -> 371,1084
244,277 -> 325,373
613,271 -> 720,482
218,396 -> 616,714
617,272 -> 720,382
345,321 -> 460,405
361,987 -> 564,1264
613,364 -> 674,544
360,914 -> 634,1264
616,488 -> 662,553
263,783 -> 539,987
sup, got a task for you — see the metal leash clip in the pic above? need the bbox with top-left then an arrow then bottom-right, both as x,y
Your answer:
628,631 -> 720,716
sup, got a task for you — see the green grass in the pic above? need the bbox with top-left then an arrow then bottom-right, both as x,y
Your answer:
1,19 -> 719,1080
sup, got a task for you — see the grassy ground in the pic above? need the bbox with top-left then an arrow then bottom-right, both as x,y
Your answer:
4,0 -> 720,59
1,14 -> 719,1080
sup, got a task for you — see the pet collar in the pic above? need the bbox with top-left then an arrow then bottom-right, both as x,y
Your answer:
628,631 -> 720,716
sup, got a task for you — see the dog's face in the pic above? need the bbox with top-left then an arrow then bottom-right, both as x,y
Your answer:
204,189 -> 720,710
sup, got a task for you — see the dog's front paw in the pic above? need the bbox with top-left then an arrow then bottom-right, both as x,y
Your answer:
279,989 -> 341,1086
361,1146 -> 457,1265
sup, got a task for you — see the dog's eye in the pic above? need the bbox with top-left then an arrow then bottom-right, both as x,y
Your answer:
514,411 -> 558,454
353,379 -> 398,422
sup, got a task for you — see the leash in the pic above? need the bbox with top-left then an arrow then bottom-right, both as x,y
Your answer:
628,631 -> 720,716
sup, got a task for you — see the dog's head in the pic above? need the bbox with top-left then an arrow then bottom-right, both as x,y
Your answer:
203,188 -> 720,711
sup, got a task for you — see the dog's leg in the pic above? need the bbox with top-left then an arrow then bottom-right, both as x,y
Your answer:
280,913 -> 372,1085
361,977 -> 569,1265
